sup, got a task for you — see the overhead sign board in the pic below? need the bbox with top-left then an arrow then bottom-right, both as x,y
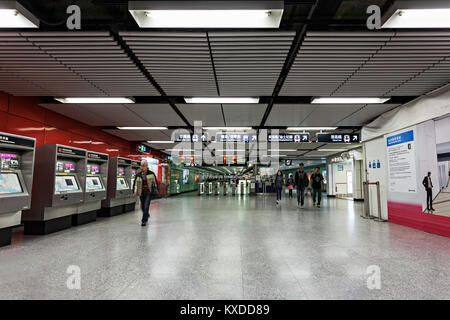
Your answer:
217,133 -> 257,143
174,133 -> 208,142
317,133 -> 360,143
268,133 -> 310,143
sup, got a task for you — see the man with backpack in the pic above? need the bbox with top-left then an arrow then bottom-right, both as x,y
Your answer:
311,167 -> 324,208
295,163 -> 309,207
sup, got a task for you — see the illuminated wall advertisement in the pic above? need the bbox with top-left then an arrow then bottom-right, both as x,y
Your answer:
183,169 -> 189,184
386,129 -> 417,193
145,157 -> 159,180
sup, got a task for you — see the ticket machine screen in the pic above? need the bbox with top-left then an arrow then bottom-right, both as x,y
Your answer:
117,177 -> 129,190
55,175 -> 80,193
86,176 -> 104,191
0,172 -> 23,195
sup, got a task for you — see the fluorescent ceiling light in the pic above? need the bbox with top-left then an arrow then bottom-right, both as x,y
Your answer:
286,127 -> 337,131
205,127 -> 252,131
381,0 -> 450,29
269,149 -> 297,152
117,127 -> 168,130
129,1 -> 284,28
317,149 -> 347,152
311,97 -> 390,104
185,97 -> 259,104
55,97 -> 135,104
147,141 -> 175,143
0,1 -> 39,28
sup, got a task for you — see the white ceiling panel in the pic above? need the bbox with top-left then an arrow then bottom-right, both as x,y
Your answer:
265,104 -> 317,126
126,104 -> 187,126
299,104 -> 363,126
209,32 -> 295,96
103,129 -> 172,141
336,104 -> 400,126
177,104 -> 225,126
39,103 -> 150,127
222,104 -> 267,126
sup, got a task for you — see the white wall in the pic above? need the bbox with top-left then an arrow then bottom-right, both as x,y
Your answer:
364,137 -> 388,220
417,121 -> 440,209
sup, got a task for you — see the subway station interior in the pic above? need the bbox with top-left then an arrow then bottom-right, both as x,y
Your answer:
0,0 -> 450,301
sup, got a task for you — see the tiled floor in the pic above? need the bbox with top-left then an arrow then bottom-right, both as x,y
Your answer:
0,192 -> 449,300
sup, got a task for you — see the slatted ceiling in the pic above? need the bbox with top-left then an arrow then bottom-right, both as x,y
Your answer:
333,31 -> 450,97
222,104 -> 267,126
389,57 -> 450,96
208,32 -> 295,96
120,32 -> 217,96
281,32 -> 392,96
22,32 -> 158,97
177,104 -> 225,127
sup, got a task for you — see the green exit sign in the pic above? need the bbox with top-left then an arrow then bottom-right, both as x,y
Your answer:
137,144 -> 148,153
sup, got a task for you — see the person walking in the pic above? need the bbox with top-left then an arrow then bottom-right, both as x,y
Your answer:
133,160 -> 158,226
287,174 -> 294,199
295,163 -> 309,207
311,167 -> 324,208
275,170 -> 284,205
422,171 -> 435,212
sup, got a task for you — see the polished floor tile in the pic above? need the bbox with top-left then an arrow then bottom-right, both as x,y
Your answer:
0,193 -> 449,300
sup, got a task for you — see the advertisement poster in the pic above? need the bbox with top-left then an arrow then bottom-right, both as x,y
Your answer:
183,169 -> 189,184
386,130 -> 417,193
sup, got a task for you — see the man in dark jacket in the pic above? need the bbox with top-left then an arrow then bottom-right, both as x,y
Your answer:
295,163 -> 309,207
133,160 -> 159,226
422,172 -> 434,212
311,167 -> 324,208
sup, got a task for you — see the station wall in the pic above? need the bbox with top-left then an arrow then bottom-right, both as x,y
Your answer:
0,91 -> 139,158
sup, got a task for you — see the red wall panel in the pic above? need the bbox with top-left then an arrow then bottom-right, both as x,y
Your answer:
0,91 -> 140,158
0,92 -> 8,112
8,96 -> 45,123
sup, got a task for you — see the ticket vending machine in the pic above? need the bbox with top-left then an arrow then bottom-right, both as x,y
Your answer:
124,160 -> 140,213
74,151 -> 108,226
99,157 -> 132,217
0,132 -> 35,246
23,145 -> 86,235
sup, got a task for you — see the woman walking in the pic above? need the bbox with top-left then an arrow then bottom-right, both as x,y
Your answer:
287,174 -> 294,199
275,170 -> 284,205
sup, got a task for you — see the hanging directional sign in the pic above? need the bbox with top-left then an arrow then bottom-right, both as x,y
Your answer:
174,133 -> 208,142
217,133 -> 257,143
317,133 -> 360,143
268,133 -> 310,143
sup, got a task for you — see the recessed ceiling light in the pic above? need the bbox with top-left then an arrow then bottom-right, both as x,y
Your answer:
311,97 -> 390,104
117,127 -> 168,130
55,97 -> 135,104
286,127 -> 337,131
0,1 -> 39,28
147,141 -> 175,143
129,1 -> 284,28
204,127 -> 252,131
381,0 -> 450,28
184,97 -> 260,104
317,149 -> 347,152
